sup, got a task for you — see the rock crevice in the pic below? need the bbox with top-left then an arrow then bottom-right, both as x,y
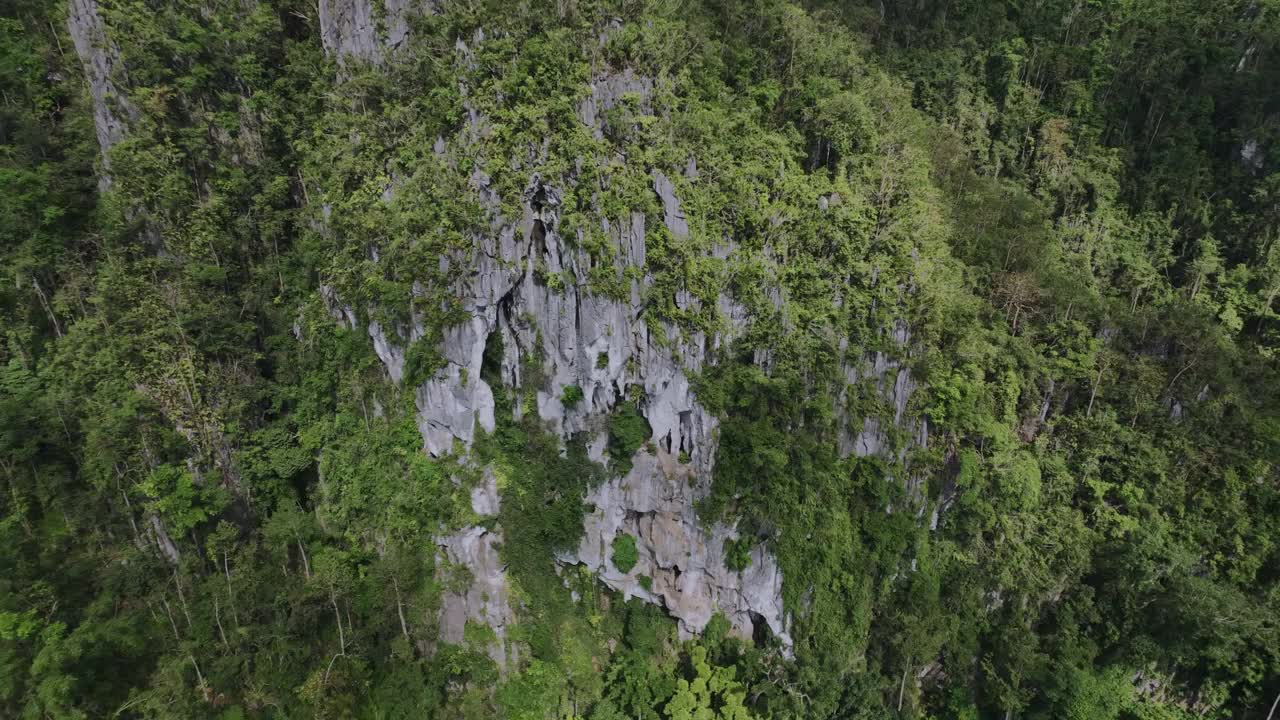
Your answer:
560,448 -> 794,655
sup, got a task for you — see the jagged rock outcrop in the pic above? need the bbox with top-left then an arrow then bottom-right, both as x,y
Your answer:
412,167 -> 521,456
561,447 -> 795,656
837,321 -> 922,462
577,68 -> 654,140
433,469 -> 515,668
1241,137 -> 1265,171
67,0 -> 139,186
834,315 -> 938,530
437,162 -> 790,650
339,60 -> 796,654
417,315 -> 498,455
319,0 -> 430,64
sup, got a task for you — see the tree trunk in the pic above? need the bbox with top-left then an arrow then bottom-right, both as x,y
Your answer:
897,659 -> 911,712
331,585 -> 346,654
172,570 -> 193,628
223,551 -> 239,625
32,276 -> 62,338
297,537 -> 311,580
393,577 -> 410,642
160,598 -> 181,641
214,595 -> 230,651
1087,364 -> 1104,417
190,654 -> 207,696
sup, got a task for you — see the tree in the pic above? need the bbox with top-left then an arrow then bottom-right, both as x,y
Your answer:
664,646 -> 754,720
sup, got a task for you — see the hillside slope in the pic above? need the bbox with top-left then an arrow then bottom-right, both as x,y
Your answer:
1,1 -> 1278,718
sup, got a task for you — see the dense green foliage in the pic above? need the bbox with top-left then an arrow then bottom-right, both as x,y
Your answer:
1,0 -> 1278,718
611,534 -> 639,574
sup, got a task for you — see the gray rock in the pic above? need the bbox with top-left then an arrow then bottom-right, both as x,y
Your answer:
67,0 -> 139,187
368,320 -> 406,383
415,363 -> 496,457
470,467 -> 501,518
320,285 -> 357,329
837,322 -> 922,461
434,525 -> 514,668
1241,138 -> 1264,171
577,68 -> 653,139
326,57 -> 800,652
653,171 -> 690,239
561,447 -> 793,656
319,0 -> 430,65
433,467 -> 511,668
409,159 -> 792,647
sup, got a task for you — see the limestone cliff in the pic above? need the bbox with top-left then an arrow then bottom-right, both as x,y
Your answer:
434,469 -> 515,668
562,449 -> 795,656
306,9 -> 927,663
319,0 -> 434,65
66,0 -> 138,187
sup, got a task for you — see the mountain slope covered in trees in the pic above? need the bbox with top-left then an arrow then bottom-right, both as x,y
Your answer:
1,1 -> 1278,718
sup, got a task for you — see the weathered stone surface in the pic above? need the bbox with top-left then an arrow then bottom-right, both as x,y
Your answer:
415,322 -> 497,456
393,153 -> 795,647
342,64 -> 802,654
434,468 -> 515,668
320,285 -> 357,329
652,171 -> 690,240
367,320 -> 407,383
67,0 -> 139,186
318,0 -> 430,64
560,448 -> 793,656
577,68 -> 654,139
837,321 -> 922,462
434,526 -> 513,666
1242,137 -> 1265,171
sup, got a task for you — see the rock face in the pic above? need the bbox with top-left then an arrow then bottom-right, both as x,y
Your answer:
368,320 -> 410,384
409,159 -> 793,651
335,54 -> 944,659
314,46 -> 940,659
67,0 -> 139,186
434,469 -> 515,668
837,321 -> 922,462
341,61 -> 802,655
318,0 -> 429,64
836,321 -> 933,517
561,448 -> 794,656
416,313 -> 498,457
576,68 -> 654,139
1241,137 -> 1265,171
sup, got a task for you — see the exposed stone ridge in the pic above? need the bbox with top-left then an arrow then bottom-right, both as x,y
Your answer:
576,68 -> 654,140
318,0 -> 431,64
561,448 -> 795,656
67,0 -> 140,187
342,64 -> 800,656
837,320 -> 922,462
425,157 -> 790,649
433,468 -> 516,669
836,320 -> 936,530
